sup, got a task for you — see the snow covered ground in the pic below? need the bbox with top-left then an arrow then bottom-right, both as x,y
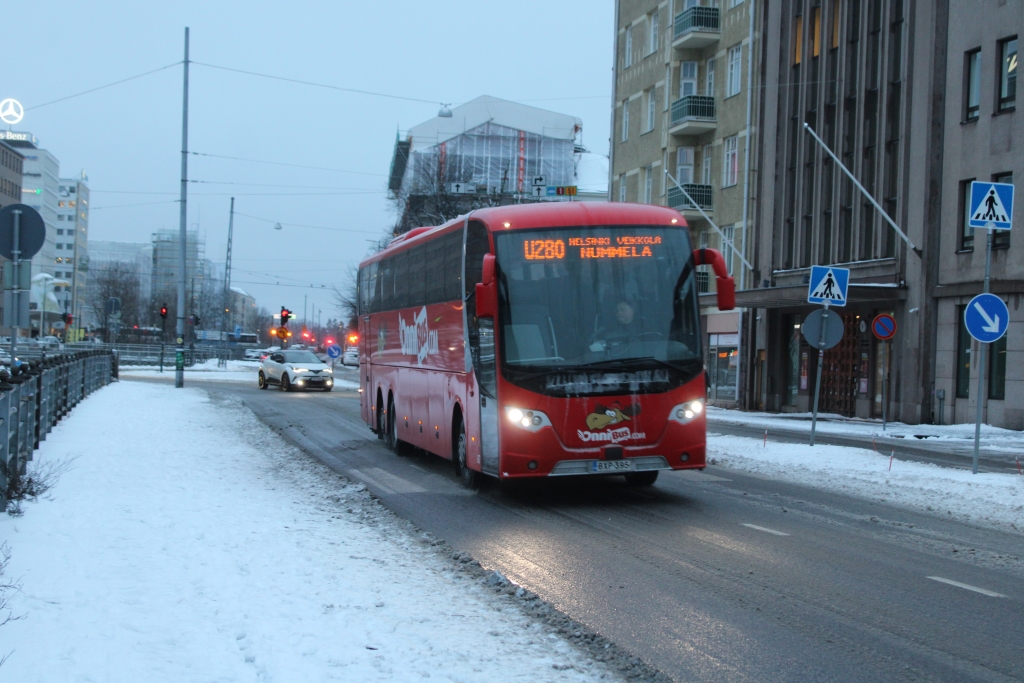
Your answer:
118,358 -> 359,389
0,381 -> 622,682
707,432 -> 1024,534
707,406 -> 1024,457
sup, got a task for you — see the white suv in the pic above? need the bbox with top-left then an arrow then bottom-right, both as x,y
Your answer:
259,349 -> 334,392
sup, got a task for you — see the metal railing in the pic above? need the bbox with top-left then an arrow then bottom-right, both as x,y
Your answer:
0,350 -> 116,509
670,95 -> 716,128
668,183 -> 714,211
674,6 -> 721,41
60,343 -> 249,367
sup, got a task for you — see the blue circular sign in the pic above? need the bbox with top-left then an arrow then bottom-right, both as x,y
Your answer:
872,314 -> 897,341
326,344 -> 342,359
964,293 -> 1009,343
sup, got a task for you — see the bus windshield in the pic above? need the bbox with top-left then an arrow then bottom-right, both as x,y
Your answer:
494,225 -> 702,390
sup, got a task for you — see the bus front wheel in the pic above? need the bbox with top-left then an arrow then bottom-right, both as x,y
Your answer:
454,421 -> 479,489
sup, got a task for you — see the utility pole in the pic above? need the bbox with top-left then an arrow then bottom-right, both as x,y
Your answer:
175,26 -> 190,388
223,197 -> 234,344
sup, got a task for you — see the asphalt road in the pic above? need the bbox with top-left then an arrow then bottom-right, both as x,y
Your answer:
140,373 -> 1024,682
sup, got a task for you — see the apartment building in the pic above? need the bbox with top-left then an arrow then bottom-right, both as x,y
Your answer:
0,140 -> 23,211
610,0 -> 760,405
57,176 -> 89,340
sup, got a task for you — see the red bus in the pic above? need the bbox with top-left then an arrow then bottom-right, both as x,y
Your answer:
356,202 -> 734,487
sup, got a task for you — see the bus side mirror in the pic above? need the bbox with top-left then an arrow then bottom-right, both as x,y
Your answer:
476,254 -> 497,318
693,248 -> 735,311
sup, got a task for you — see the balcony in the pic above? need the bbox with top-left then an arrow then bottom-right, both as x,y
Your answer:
667,184 -> 713,217
669,95 -> 717,135
672,7 -> 721,49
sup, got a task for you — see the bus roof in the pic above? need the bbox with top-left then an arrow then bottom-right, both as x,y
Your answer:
360,202 -> 688,267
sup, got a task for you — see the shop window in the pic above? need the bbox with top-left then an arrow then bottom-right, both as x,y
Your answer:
956,305 -> 972,398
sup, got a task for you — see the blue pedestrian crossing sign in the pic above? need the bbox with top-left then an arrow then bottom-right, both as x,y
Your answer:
964,293 -> 1009,343
969,182 -> 1014,230
807,265 -> 850,306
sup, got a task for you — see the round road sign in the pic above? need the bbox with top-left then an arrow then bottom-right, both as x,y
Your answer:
964,293 -> 1009,343
871,314 -> 897,341
326,344 -> 342,359
0,204 -> 46,260
801,308 -> 845,350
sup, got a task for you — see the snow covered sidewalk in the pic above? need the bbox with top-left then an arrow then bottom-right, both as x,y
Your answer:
0,381 -> 621,682
707,406 -> 1024,458
707,433 -> 1024,534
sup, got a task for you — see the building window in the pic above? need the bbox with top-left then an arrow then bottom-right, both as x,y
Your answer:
997,36 -> 1017,111
665,66 -> 672,109
956,305 -> 972,398
831,0 -> 841,49
680,62 -> 698,98
723,136 -> 739,187
647,90 -> 657,132
812,7 -> 822,57
959,178 -> 976,251
965,49 -> 982,120
57,228 -> 64,235
993,172 -> 1012,249
649,10 -> 659,55
676,147 -> 695,184
727,45 -> 743,97
622,101 -> 629,142
56,243 -> 63,250
730,0 -> 743,7
794,15 -> 804,65
722,225 -> 735,276
705,58 -> 716,96
619,174 -> 627,202
702,144 -> 712,184
989,333 -> 1007,400
644,166 -> 653,204
625,26 -> 633,68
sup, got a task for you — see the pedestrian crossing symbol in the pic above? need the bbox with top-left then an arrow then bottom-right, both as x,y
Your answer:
969,181 -> 1014,230
807,265 -> 850,306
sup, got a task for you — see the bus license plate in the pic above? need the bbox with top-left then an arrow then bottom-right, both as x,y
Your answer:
591,459 -> 634,473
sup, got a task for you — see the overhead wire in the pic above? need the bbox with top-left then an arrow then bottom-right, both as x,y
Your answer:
27,62 -> 182,110
234,211 -> 381,235
191,151 -> 387,177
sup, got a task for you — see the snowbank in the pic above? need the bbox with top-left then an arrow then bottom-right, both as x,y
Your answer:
707,406 -> 1024,457
118,360 -> 359,389
708,433 -> 1024,534
0,382 -> 620,681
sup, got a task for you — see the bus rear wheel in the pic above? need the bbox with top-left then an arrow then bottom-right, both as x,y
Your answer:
624,471 -> 659,486
385,396 -> 398,452
454,421 -> 479,489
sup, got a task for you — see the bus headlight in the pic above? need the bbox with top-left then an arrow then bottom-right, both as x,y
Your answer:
669,399 -> 705,424
504,407 -> 551,432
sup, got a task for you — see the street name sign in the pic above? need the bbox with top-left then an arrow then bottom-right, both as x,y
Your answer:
871,314 -> 897,341
807,265 -> 850,306
968,181 -> 1014,230
964,293 -> 1009,343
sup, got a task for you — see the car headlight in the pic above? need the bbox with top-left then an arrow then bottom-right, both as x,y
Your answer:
669,399 -> 705,424
291,367 -> 308,373
324,367 -> 333,374
504,406 -> 551,432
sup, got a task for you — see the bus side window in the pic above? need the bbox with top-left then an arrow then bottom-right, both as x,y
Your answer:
444,231 -> 463,302
465,220 -> 490,294
367,262 -> 379,313
380,257 -> 395,312
393,251 -> 410,310
425,238 -> 446,304
407,243 -> 426,308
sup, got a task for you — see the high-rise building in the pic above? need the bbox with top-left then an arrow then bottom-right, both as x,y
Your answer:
0,139 -> 24,211
151,229 -> 204,322
57,176 -> 89,340
609,0 -> 761,405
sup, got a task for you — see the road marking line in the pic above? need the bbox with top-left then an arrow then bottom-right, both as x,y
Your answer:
926,576 -> 1005,598
741,523 -> 790,536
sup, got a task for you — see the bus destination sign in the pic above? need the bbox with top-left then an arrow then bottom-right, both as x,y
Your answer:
524,235 -> 661,261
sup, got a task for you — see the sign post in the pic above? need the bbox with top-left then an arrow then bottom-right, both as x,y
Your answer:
327,343 -> 342,371
805,265 -> 851,446
871,314 -> 898,431
966,181 -> 1014,474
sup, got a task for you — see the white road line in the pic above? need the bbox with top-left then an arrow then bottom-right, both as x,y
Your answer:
926,576 -> 1006,598
741,523 -> 790,536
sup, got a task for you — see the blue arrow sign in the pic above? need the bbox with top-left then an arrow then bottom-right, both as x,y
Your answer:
326,343 -> 342,359
969,182 -> 1014,230
233,324 -> 242,340
964,293 -> 1009,343
807,265 -> 850,306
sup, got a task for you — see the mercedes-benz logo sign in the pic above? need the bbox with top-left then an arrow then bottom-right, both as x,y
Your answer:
0,99 -> 24,125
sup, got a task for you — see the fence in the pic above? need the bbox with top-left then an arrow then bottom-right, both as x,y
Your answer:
0,351 -> 116,509
61,343 -> 248,367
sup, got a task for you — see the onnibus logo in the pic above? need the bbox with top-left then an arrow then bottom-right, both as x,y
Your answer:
399,306 -> 439,365
578,401 -> 645,443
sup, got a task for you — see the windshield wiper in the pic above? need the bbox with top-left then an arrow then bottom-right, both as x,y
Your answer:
573,356 -> 681,372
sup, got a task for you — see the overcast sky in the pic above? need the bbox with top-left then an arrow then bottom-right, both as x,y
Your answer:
5,0 -> 614,325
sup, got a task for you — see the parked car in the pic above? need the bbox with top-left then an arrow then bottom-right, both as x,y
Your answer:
259,346 -> 281,361
39,336 -> 63,351
342,349 -> 359,366
259,349 -> 334,392
243,348 -> 262,360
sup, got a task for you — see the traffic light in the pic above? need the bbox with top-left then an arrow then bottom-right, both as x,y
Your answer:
64,313 -> 73,326
160,304 -> 168,320
347,332 -> 359,345
280,307 -> 291,325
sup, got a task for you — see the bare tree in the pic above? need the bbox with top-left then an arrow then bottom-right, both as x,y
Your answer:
85,262 -> 144,341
